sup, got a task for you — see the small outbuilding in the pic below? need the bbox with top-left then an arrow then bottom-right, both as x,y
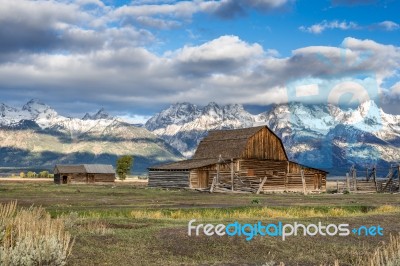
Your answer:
54,164 -> 115,184
148,126 -> 328,193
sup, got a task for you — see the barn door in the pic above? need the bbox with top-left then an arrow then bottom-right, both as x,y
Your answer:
88,174 -> 95,183
198,171 -> 209,188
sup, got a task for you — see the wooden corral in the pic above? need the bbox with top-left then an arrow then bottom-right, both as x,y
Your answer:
335,164 -> 400,193
148,126 -> 328,193
54,164 -> 115,184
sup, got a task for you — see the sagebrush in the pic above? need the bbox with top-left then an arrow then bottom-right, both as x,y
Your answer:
0,201 -> 74,266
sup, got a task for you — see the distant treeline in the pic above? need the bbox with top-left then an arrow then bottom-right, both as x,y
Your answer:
18,171 -> 54,178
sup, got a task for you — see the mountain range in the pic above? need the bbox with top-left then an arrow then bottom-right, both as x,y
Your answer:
0,99 -> 182,174
145,101 -> 400,176
0,99 -> 398,176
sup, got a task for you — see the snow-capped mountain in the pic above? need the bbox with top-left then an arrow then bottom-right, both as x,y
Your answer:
145,101 -> 400,175
0,100 -> 182,174
82,108 -> 113,120
146,102 -> 256,157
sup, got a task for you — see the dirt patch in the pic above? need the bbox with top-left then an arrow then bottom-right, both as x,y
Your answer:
107,222 -> 151,229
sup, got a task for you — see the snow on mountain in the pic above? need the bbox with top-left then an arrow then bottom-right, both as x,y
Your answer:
82,108 -> 113,120
0,100 -> 122,137
145,101 -> 400,175
146,102 -> 256,157
0,100 -> 183,174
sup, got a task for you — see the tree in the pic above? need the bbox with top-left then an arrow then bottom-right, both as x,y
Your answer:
116,155 -> 133,180
19,172 -> 25,178
39,171 -> 49,178
27,171 -> 35,178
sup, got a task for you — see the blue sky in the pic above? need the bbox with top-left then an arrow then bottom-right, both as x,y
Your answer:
0,0 -> 399,122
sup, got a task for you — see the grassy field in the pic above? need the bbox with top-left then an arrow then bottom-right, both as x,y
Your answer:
0,182 -> 399,265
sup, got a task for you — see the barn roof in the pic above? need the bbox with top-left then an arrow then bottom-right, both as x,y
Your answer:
54,164 -> 86,174
192,126 -> 288,160
54,164 -> 115,174
83,164 -> 115,174
148,158 -> 218,170
149,126 -> 291,171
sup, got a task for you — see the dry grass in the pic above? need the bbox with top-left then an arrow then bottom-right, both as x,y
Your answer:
0,201 -> 74,266
79,219 -> 113,235
355,234 -> 400,266
61,212 -> 113,235
129,205 -> 400,220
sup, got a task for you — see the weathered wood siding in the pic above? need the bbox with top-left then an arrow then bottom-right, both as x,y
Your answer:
188,159 -> 326,192
54,174 -> 61,184
148,171 -> 190,188
239,159 -> 326,192
239,159 -> 287,191
93,173 -> 115,182
242,127 -> 287,160
71,173 -> 88,183
287,161 -> 326,191
190,161 -> 239,189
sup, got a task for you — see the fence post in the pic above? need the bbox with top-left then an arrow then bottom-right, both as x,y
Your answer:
353,169 -> 357,192
398,165 -> 400,192
301,170 -> 307,195
231,158 -> 234,192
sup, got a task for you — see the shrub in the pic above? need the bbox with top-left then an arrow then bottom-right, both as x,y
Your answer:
0,202 -> 74,266
26,171 -> 37,178
251,199 -> 260,204
39,171 -> 50,178
19,172 -> 25,178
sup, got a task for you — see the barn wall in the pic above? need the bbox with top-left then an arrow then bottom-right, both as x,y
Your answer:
148,160 -> 326,192
239,159 -> 326,192
239,159 -> 287,192
93,173 -> 115,182
70,173 -> 87,183
55,172 -> 116,184
190,161 -> 239,189
54,174 -> 61,184
242,127 -> 287,161
148,170 -> 190,188
287,161 -> 327,191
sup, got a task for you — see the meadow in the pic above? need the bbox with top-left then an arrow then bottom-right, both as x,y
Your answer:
0,181 -> 400,265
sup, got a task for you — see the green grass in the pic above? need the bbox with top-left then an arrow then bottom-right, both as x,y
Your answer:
1,182 -> 400,265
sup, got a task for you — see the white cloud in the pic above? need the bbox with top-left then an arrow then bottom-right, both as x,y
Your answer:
300,20 -> 400,34
112,0 -> 292,22
0,0 -> 397,113
377,21 -> 400,31
391,82 -> 400,94
118,114 -> 152,124
299,20 -> 358,34
135,16 -> 182,29
175,35 -> 263,63
0,35 -> 398,111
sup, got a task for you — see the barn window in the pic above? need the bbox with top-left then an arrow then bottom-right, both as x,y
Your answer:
247,169 -> 255,176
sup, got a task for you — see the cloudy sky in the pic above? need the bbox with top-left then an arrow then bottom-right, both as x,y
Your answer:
0,0 -> 399,122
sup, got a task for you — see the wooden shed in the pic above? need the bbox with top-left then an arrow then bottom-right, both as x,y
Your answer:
54,164 -> 115,184
148,126 -> 328,193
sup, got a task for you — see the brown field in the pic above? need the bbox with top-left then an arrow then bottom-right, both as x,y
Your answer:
0,181 -> 399,265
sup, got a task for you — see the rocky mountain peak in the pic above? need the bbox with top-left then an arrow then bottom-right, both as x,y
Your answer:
82,108 -> 113,120
22,99 -> 57,119
145,100 -> 400,174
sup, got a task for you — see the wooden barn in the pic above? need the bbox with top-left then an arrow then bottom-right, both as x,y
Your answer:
54,164 -> 115,184
148,126 -> 328,193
